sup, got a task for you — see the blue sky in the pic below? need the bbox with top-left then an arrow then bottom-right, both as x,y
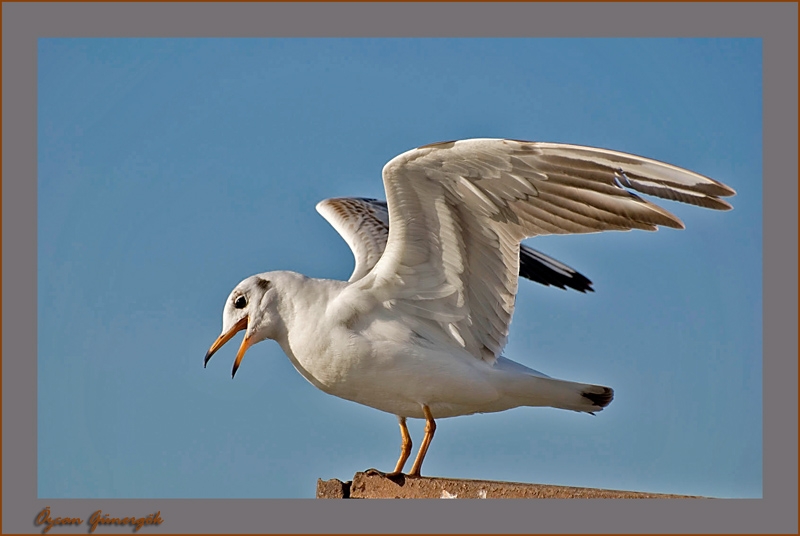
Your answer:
38,38 -> 762,499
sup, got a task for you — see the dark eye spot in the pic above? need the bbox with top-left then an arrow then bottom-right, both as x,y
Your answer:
234,296 -> 247,309
256,277 -> 271,290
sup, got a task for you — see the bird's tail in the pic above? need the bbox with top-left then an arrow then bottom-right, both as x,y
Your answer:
493,356 -> 614,414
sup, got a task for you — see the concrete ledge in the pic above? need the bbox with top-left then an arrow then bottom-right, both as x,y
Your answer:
317,472 -> 705,499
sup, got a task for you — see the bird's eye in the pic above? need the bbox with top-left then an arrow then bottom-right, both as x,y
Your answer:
234,296 -> 247,309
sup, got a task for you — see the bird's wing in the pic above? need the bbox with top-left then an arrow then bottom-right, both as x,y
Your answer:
354,138 -> 735,364
316,197 -> 390,282
317,196 -> 594,291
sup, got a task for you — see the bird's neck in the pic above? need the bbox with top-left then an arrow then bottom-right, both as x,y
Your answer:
272,274 -> 349,348
270,274 -> 351,392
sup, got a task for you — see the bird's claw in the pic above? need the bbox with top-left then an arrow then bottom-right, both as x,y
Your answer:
364,468 -> 406,483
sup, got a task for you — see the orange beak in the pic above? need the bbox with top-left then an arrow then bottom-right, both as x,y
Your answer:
204,316 -> 251,378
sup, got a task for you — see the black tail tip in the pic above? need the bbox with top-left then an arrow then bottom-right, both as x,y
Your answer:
582,386 -> 614,408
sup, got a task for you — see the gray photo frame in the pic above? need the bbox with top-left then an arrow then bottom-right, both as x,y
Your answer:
3,2 -> 797,534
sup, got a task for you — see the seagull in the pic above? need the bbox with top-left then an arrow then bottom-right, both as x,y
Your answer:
204,138 -> 735,477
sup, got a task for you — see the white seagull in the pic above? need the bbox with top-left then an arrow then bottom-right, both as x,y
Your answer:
205,138 -> 735,477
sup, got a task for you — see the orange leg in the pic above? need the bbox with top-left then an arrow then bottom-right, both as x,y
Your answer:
408,405 -> 436,477
387,416 -> 412,476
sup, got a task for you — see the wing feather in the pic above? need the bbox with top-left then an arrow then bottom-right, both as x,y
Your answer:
355,138 -> 734,364
316,198 -> 389,282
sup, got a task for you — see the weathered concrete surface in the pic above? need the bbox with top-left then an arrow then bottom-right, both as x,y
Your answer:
317,472 -> 704,499
316,476 -> 351,499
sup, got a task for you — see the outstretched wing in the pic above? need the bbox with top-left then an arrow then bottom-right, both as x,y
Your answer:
317,197 -> 594,292
316,198 -> 390,282
353,138 -> 734,364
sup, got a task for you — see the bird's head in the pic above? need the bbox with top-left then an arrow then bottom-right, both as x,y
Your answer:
204,273 -> 280,378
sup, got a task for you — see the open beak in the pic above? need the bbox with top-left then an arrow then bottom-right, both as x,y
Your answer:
204,316 -> 250,378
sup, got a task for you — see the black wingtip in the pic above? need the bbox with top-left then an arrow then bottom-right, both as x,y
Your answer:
518,249 -> 595,293
582,387 -> 614,408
